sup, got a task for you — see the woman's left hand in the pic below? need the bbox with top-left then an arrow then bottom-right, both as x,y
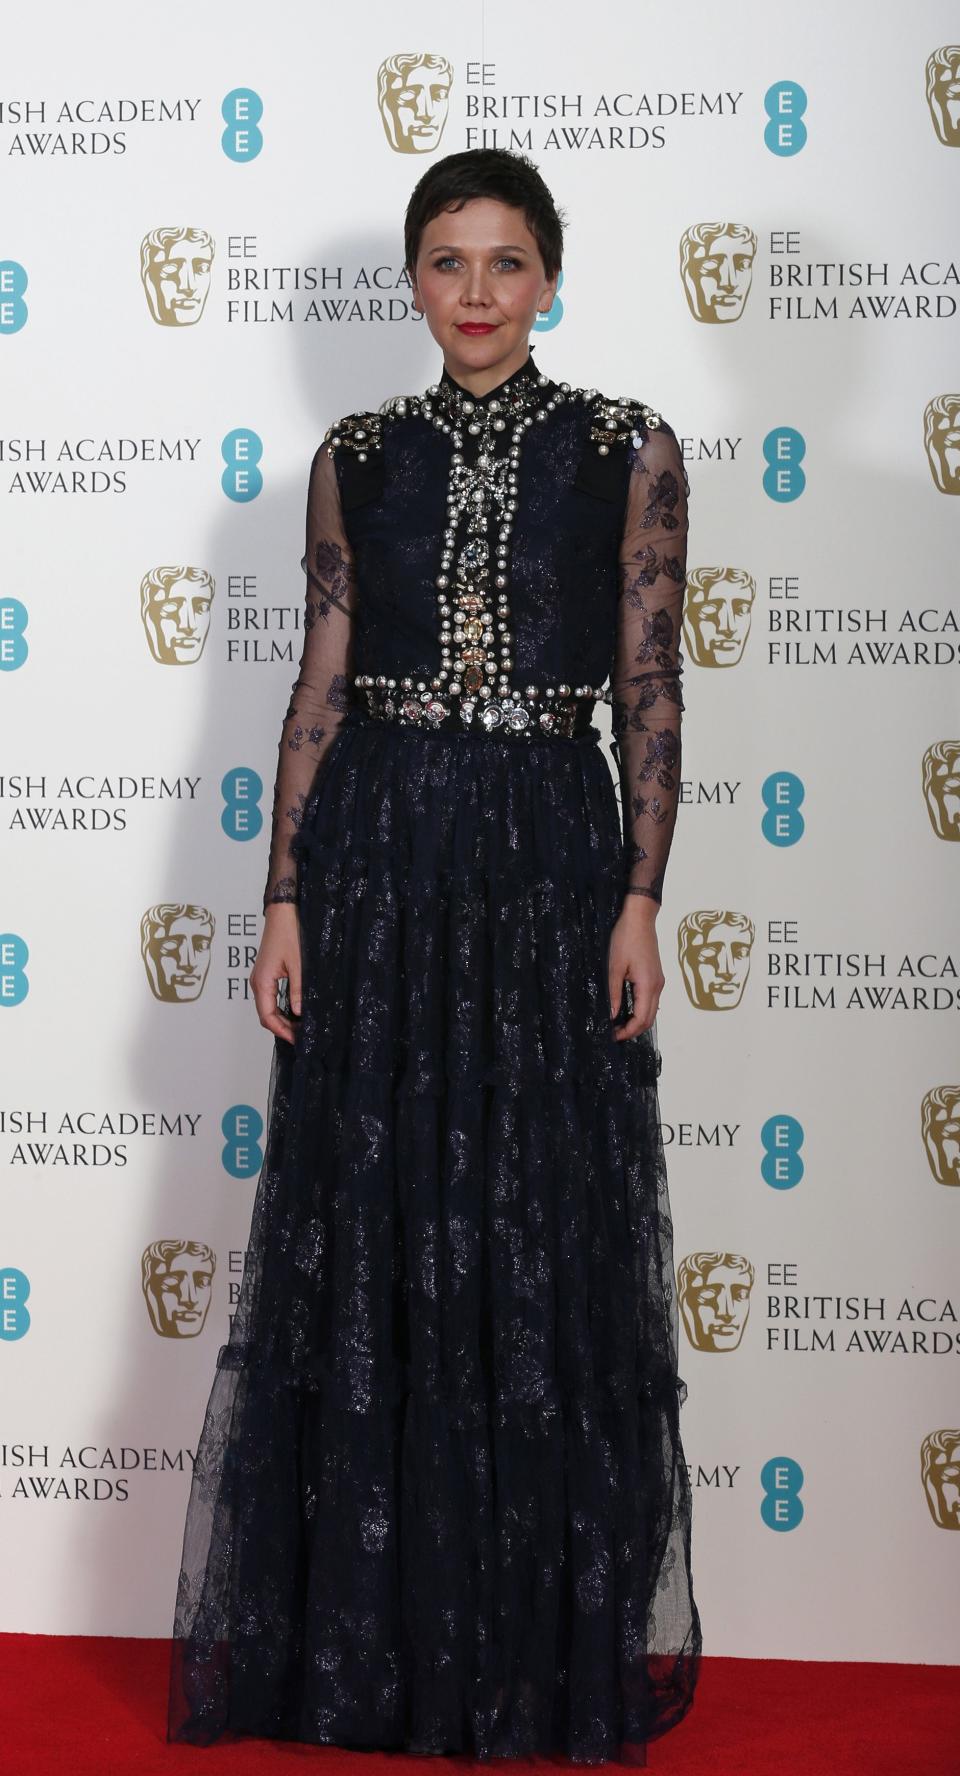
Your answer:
608,897 -> 665,1040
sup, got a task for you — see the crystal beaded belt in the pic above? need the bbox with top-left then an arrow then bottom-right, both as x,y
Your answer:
355,676 -> 609,739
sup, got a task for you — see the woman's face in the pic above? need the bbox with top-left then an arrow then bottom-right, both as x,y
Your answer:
410,196 -> 558,384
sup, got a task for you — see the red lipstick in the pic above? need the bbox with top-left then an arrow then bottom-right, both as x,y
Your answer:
456,322 -> 498,335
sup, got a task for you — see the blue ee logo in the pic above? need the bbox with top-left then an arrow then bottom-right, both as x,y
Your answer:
222,430 -> 263,502
221,767 -> 264,841
222,88 -> 263,162
763,428 -> 805,502
761,770 -> 804,848
0,599 -> 29,670
222,1105 -> 264,1178
760,1114 -> 804,1191
761,1455 -> 804,1530
0,261 -> 28,334
1,1269 -> 31,1340
764,82 -> 808,157
0,934 -> 29,1005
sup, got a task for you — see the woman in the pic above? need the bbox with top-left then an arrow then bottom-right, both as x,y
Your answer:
168,147 -> 702,1763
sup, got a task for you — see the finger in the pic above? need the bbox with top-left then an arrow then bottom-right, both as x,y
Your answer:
613,987 -> 658,1040
609,962 -> 625,1018
288,956 -> 303,1018
251,977 -> 297,1044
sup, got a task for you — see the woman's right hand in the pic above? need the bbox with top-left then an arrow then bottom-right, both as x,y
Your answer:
250,903 -> 302,1044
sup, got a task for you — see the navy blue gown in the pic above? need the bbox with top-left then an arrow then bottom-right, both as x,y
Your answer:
167,347 -> 702,1763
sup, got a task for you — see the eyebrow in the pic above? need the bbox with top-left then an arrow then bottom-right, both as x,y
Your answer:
427,244 -> 531,254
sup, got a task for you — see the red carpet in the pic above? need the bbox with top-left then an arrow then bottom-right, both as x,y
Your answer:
1,1637 -> 957,1776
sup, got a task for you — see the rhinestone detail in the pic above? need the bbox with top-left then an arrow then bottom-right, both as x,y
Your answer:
356,677 -> 609,739
323,371 -> 661,716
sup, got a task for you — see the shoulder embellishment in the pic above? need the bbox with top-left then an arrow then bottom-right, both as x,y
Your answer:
324,383 -> 662,461
587,393 -> 662,455
323,410 -> 383,463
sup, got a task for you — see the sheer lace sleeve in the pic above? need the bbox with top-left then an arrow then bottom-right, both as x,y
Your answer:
262,442 -> 357,911
609,417 -> 688,906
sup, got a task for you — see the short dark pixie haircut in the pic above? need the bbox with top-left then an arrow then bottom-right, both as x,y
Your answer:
404,148 -> 565,280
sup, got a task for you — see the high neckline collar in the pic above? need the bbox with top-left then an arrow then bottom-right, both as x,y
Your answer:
438,348 -> 543,407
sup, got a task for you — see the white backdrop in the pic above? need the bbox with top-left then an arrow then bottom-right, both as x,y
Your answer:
2,1 -> 958,1663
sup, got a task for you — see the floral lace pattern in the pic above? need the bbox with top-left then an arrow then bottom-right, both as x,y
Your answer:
171,713 -> 702,1759
610,431 -> 688,901
262,450 -> 359,908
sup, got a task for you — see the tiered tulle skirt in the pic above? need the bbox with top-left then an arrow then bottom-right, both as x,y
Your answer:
167,709 -> 701,1762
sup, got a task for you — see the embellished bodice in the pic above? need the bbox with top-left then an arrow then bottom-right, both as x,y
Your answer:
262,350 -> 689,911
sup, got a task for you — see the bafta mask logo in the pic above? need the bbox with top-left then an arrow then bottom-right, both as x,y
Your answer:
141,226 -> 215,326
142,1238 -> 215,1338
921,741 -> 960,839
377,52 -> 452,153
680,223 -> 757,323
678,1252 -> 755,1352
141,903 -> 215,1002
921,1086 -> 960,1186
921,1429 -> 960,1528
141,567 -> 215,665
678,910 -> 755,1010
923,397 -> 960,493
925,46 -> 960,146
684,568 -> 756,668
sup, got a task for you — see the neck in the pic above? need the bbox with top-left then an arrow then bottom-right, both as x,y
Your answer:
441,341 -> 533,398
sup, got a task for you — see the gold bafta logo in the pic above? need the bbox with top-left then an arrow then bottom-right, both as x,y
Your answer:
920,1429 -> 960,1527
140,903 -> 215,1002
921,1086 -> 960,1186
925,47 -> 960,146
680,224 -> 757,322
140,227 -> 215,325
377,53 -> 452,152
678,1252 -> 755,1352
142,1239 -> 215,1338
683,568 -> 756,668
921,742 -> 960,839
141,567 -> 215,665
678,910 -> 755,1009
923,397 -> 960,493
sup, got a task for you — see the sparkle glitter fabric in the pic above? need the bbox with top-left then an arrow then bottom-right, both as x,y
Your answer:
167,350 -> 701,1762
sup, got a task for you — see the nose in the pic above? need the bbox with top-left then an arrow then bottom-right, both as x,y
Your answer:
462,265 -> 493,308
